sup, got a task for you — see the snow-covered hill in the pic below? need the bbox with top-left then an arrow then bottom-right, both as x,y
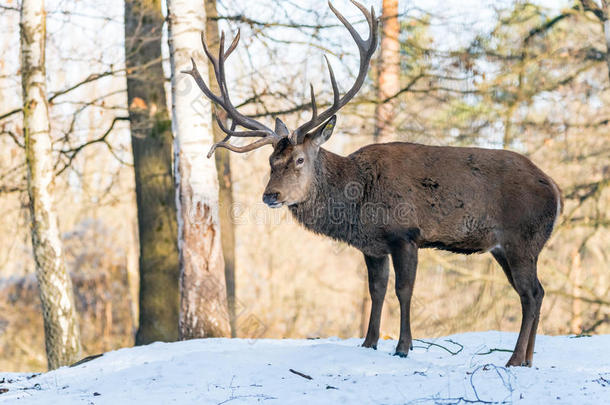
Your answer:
0,332 -> 608,404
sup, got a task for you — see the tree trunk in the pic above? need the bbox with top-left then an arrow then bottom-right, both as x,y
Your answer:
374,0 -> 400,142
166,0 -> 231,339
125,0 -> 181,345
570,249 -> 583,334
602,1 -> 610,83
204,0 -> 237,338
20,0 -> 81,369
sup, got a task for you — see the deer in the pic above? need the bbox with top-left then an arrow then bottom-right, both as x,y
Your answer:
184,0 -> 562,367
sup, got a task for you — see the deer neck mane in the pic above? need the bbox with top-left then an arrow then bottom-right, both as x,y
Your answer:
288,148 -> 366,243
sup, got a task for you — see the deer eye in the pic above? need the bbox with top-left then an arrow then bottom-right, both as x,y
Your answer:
296,157 -> 305,165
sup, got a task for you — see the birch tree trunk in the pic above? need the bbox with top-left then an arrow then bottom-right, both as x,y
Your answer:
166,0 -> 231,339
205,0 -> 237,338
125,0 -> 181,345
374,0 -> 400,142
20,0 -> 82,369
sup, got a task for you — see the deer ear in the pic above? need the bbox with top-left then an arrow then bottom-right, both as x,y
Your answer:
274,118 -> 289,137
308,115 -> 337,148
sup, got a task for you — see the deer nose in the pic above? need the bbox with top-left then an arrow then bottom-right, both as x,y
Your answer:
263,192 -> 280,206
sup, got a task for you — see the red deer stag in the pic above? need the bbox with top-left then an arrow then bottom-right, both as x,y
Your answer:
184,0 -> 562,367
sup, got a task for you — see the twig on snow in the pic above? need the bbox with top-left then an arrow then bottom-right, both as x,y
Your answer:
475,348 -> 513,356
289,369 -> 313,380
414,338 -> 464,355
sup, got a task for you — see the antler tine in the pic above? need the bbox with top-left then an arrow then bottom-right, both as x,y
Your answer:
214,113 -> 269,138
349,1 -> 377,41
208,116 -> 234,157
208,119 -> 277,157
225,29 -> 240,59
182,58 -> 224,106
216,31 -> 235,118
201,32 -> 218,68
292,0 -> 378,143
328,1 -> 363,49
208,136 -> 278,158
324,55 -> 340,107
208,134 -> 231,158
309,83 -> 317,121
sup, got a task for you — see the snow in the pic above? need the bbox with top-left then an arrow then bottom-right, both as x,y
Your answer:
1,332 -> 608,404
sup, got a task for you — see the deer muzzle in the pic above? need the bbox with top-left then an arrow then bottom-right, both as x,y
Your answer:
263,192 -> 282,208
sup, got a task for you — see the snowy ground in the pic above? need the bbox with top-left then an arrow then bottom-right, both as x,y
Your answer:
0,331 -> 608,404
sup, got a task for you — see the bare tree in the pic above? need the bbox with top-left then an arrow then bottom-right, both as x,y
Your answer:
20,0 -> 81,369
375,0 -> 400,141
205,0 -> 237,337
166,0 -> 230,338
125,0 -> 181,345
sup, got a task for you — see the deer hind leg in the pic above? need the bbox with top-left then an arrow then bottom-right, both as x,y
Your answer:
525,280 -> 544,364
362,254 -> 389,349
493,247 -> 543,367
390,240 -> 418,357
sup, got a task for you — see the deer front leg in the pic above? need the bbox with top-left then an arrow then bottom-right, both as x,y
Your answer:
391,240 -> 418,357
362,254 -> 389,349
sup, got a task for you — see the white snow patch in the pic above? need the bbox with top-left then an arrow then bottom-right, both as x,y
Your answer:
0,332 -> 608,404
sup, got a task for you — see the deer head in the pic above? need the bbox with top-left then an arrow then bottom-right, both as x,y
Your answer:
183,0 -> 378,207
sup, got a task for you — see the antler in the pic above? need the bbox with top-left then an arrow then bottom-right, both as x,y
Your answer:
291,0 -> 378,144
182,30 -> 283,157
184,0 -> 378,157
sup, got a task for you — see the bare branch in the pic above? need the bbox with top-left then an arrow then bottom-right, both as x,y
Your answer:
55,116 -> 130,175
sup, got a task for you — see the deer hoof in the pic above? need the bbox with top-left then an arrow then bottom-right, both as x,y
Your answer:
395,340 -> 412,355
362,341 -> 377,350
506,356 -> 530,367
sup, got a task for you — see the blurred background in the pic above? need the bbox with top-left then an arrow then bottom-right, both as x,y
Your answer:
0,0 -> 608,371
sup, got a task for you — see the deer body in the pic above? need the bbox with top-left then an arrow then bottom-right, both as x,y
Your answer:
187,0 -> 561,367
287,142 -> 560,258
266,136 -> 560,366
